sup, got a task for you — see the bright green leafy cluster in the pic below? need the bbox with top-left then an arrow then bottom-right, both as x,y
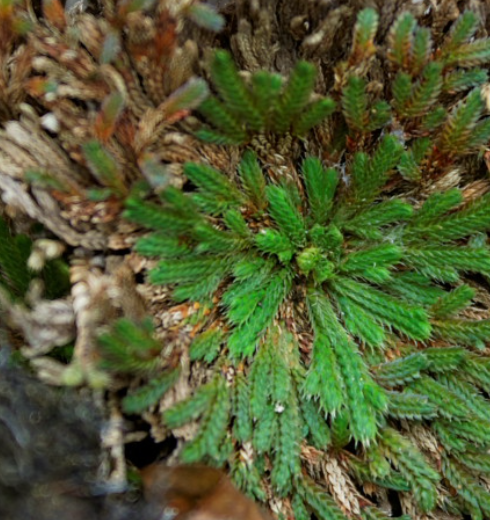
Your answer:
197,50 -> 335,144
124,139 -> 490,514
118,8 -> 490,520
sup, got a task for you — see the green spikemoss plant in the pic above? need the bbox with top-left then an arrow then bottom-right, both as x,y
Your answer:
121,8 -> 490,520
125,143 -> 490,515
197,50 -> 335,144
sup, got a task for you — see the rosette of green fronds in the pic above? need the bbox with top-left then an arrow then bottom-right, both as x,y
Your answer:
125,135 -> 490,514
197,50 -> 336,144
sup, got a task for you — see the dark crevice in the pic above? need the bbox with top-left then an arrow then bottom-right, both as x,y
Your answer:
125,431 -> 176,469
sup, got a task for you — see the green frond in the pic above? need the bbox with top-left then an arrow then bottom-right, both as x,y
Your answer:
340,243 -> 402,274
412,27 -> 432,73
433,318 -> 490,348
266,184 -> 306,246
443,69 -> 488,94
253,405 -> 277,454
184,162 -> 243,203
122,369 -> 179,414
392,72 -> 413,112
297,476 -> 347,520
193,222 -> 246,254
461,356 -> 490,392
467,117 -> 490,149
410,188 -> 463,226
271,390 -> 302,494
433,421 -> 469,452
171,271 -> 226,302
97,318 -> 162,375
302,157 -> 338,225
421,105 -> 447,130
238,151 -> 267,210
232,255 -> 274,281
351,8 -> 379,58
125,197 -> 192,232
249,343 -> 272,419
227,269 -> 292,358
331,277 -> 431,340
195,128 -> 241,145
251,71 -> 283,125
350,135 -> 403,205
380,427 -> 439,511
430,285 -> 476,318
135,234 -> 191,258
210,50 -> 262,130
398,137 -> 431,181
223,209 -> 250,238
367,100 -> 391,131
335,294 -> 386,347
443,38 -> 490,68
408,191 -> 490,243
365,443 -> 391,478
424,346 -> 467,372
270,335 -> 293,404
342,76 -> 369,132
233,372 -> 252,443
397,62 -> 443,118
300,398 -> 331,448
387,391 -> 437,420
387,12 -> 417,68
438,88 -> 484,153
292,97 -> 336,136
375,353 -> 429,387
255,228 -> 293,262
388,272 -> 444,306
409,377 -> 470,419
442,455 -> 490,518
443,11 -> 478,53
163,378 -> 215,429
291,495 -> 310,520
232,459 -> 267,502
342,199 -> 413,238
307,290 -> 380,441
197,96 -> 246,142
331,411 -> 351,449
404,246 -> 490,279
149,255 -> 228,285
438,373 -> 490,421
82,140 -> 127,197
189,327 -> 224,363
303,334 -> 344,413
458,450 -> 490,474
186,376 -> 231,461
222,278 -> 264,313
274,61 -> 317,134
350,458 -> 411,493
